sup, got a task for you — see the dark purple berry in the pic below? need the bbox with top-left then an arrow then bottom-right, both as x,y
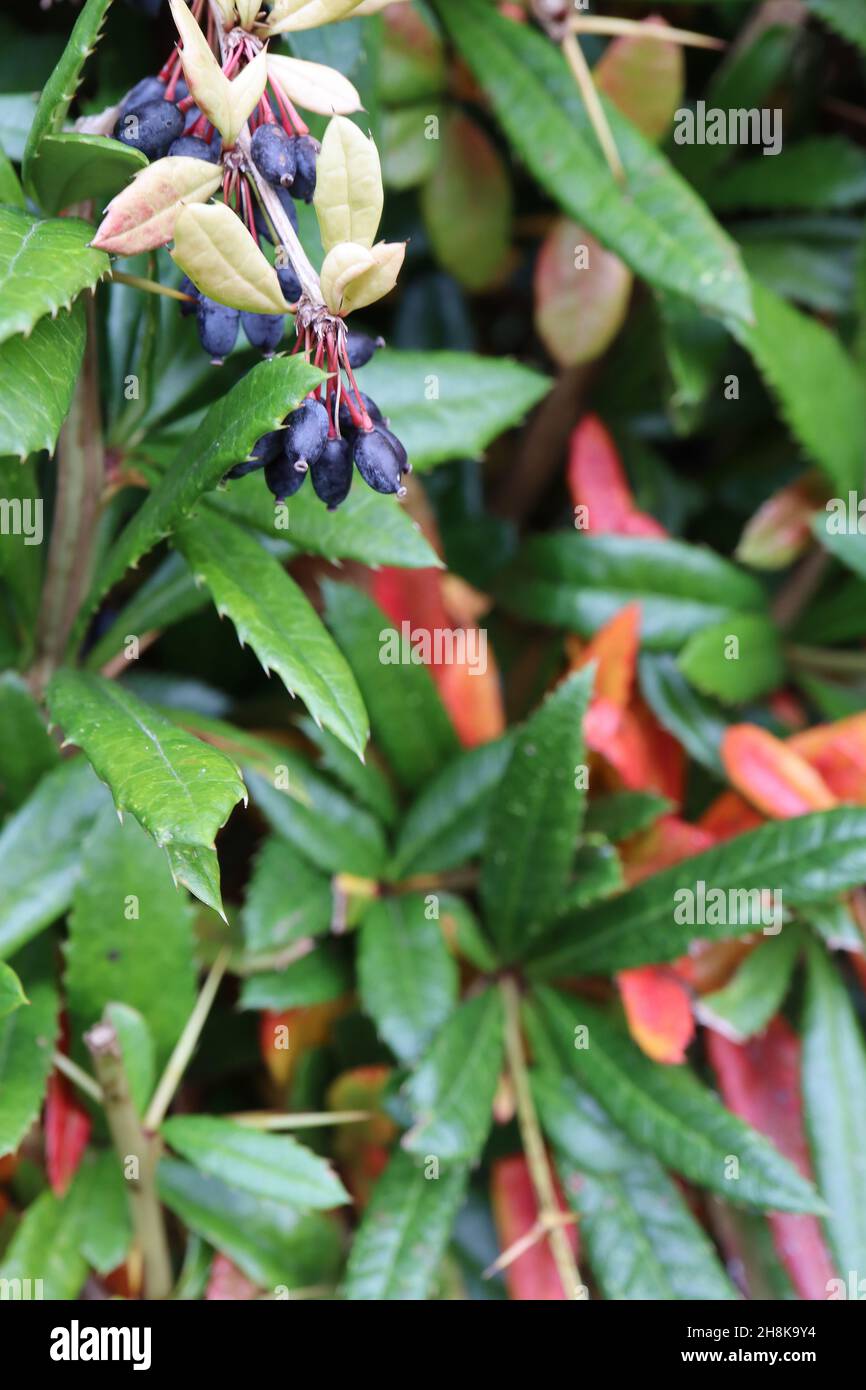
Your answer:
224,431 -> 282,480
338,391 -> 382,434
291,136 -> 318,202
254,184 -> 299,243
311,437 -> 353,510
196,295 -> 239,364
115,99 -> 184,160
241,312 -> 285,357
353,427 -> 405,496
284,397 -> 329,471
251,124 -> 297,188
120,75 -> 166,116
178,275 -> 199,317
167,134 -> 219,162
265,455 -> 308,502
276,263 -> 302,305
346,330 -> 384,369
375,422 -> 410,474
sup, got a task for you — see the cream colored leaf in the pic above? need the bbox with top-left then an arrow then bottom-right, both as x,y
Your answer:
266,0 -> 365,38
171,202 -> 289,313
320,241 -> 375,314
266,54 -> 361,117
314,116 -> 382,254
169,0 -> 232,140
223,48 -> 269,147
212,0 -> 238,22
91,156 -> 223,256
340,240 -> 405,314
235,0 -> 260,27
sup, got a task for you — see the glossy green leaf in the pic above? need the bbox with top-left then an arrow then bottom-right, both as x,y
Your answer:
241,836 -> 332,955
29,132 -> 148,218
806,0 -> 866,54
0,147 -> 24,208
0,208 -> 108,345
239,942 -> 351,1011
803,939 -> 866,1276
342,1149 -> 469,1301
356,349 -> 550,471
65,809 -> 196,1067
382,104 -> 443,191
0,939 -> 57,1156
498,534 -> 765,651
47,672 -> 246,880
528,989 -> 823,1213
22,0 -> 113,187
584,790 -> 671,842
245,766 -> 387,878
162,1116 -> 349,1209
480,671 -> 591,957
697,927 -> 802,1043
0,672 -> 59,814
0,457 -> 44,649
403,990 -> 503,1162
528,809 -> 866,978
0,1190 -> 86,1299
0,961 -> 26,1018
389,736 -> 512,879
639,652 -> 729,777
175,511 -> 368,758
297,716 -> 398,828
0,300 -> 85,461
158,1158 -> 343,1290
421,112 -> 511,291
67,1149 -> 132,1275
322,581 -> 459,790
358,894 -> 458,1064
678,612 -> 784,705
164,841 -> 225,918
0,757 -> 108,960
434,0 -> 751,323
710,138 -> 866,213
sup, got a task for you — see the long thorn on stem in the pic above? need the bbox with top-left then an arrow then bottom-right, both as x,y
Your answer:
144,947 -> 230,1133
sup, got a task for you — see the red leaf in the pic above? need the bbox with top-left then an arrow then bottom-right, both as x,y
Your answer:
736,476 -> 822,571
791,713 -> 866,802
206,1253 -> 260,1301
617,965 -> 694,1063
567,415 -> 667,538
568,603 -> 640,708
44,1069 -> 91,1197
706,1019 -> 837,1300
722,725 -> 837,818
621,814 -> 714,885
490,1155 -> 578,1300
699,790 -> 764,841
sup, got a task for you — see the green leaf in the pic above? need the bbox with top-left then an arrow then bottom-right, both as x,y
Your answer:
434,0 -> 751,323
0,147 -> 24,208
730,278 -> 866,493
584,790 -> 672,842
527,809 -> 866,978
498,534 -> 765,651
0,1190 -> 87,1299
358,894 -> 459,1064
103,1002 -> 154,1118
389,736 -> 512,879
29,132 -> 148,218
80,356 -> 322,637
528,989 -> 823,1214
710,138 -> 866,213
421,112 -> 512,292
0,961 -> 26,1018
342,1149 -> 469,1301
480,671 -> 591,957
0,456 -> 43,654
164,841 -> 225,918
20,0 -> 112,182
322,580 -> 459,789
162,1116 -> 349,1209
806,0 -> 866,54
534,1071 -> 737,1300
239,942 -> 351,1011
0,939 -> 58,1156
382,104 -> 443,190
737,219 -> 858,316
65,809 -> 196,1067
697,927 -> 802,1043
678,613 -> 784,705
67,1149 -> 132,1275
0,757 -> 108,960
812,510 -> 866,580
0,673 -> 59,814
561,839 -> 623,912
639,652 -> 729,777
157,1158 -> 343,1290
245,766 -> 387,878
241,836 -> 332,955
297,716 -> 398,828
175,511 -> 368,758
0,208 -> 108,345
403,990 -> 503,1162
803,939 -> 866,1276
46,672 -> 246,888
0,300 -> 85,461
356,349 -> 550,470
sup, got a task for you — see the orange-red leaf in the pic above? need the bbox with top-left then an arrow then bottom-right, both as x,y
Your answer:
699,790 -> 765,842
568,603 -> 640,708
490,1154 -> 578,1300
258,1000 -> 349,1089
722,725 -> 837,818
621,814 -> 714,885
567,414 -> 667,538
791,713 -> 866,803
44,1069 -> 91,1197
617,965 -> 694,1063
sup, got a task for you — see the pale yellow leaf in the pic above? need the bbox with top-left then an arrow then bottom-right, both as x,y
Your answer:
340,240 -> 405,314
171,202 -> 288,313
235,0 -> 260,27
91,156 -> 223,256
314,115 -> 382,254
267,54 -> 361,117
266,0 -> 365,34
223,48 -> 269,147
169,0 -> 232,140
212,1 -> 238,22
320,241 -> 375,314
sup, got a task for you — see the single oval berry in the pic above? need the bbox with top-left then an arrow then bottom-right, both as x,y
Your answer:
224,431 -> 283,480
167,134 -> 219,163
284,397 -> 329,471
290,136 -> 318,202
375,422 -> 410,474
241,311 -> 285,357
114,99 -> 184,160
311,437 -> 353,510
254,184 -> 299,243
277,263 -> 302,306
353,427 -> 405,496
265,455 -> 308,502
121,75 -> 166,117
178,275 -> 199,317
196,296 -> 240,364
346,330 -> 384,370
251,124 -> 297,189
338,390 -> 382,434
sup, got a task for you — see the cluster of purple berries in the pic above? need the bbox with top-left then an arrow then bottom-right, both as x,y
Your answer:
224,332 -> 410,510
